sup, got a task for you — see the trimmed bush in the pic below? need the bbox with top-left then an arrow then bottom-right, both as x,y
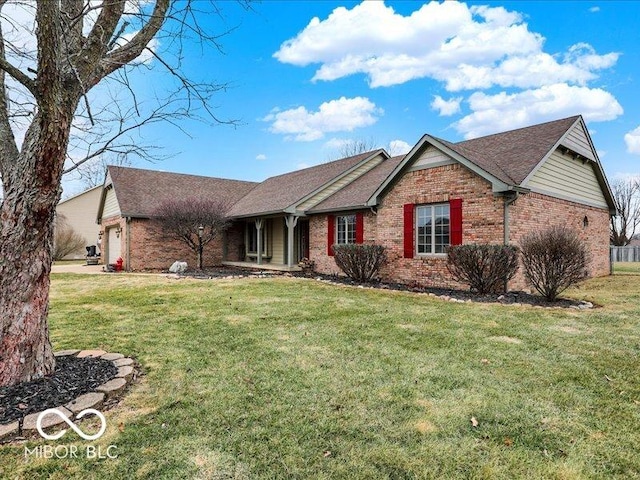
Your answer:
520,226 -> 589,301
447,244 -> 520,294
332,244 -> 387,282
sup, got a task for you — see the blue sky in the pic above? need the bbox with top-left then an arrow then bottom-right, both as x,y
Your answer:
63,1 -> 640,194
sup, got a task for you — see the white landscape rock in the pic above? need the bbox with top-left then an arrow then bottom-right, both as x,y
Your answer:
169,261 -> 188,273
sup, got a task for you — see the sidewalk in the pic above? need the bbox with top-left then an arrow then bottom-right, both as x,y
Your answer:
51,263 -> 105,274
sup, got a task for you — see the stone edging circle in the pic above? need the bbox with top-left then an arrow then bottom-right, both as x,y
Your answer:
0,349 -> 137,443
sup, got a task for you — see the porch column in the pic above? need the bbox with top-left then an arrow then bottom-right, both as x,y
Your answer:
285,215 -> 298,268
255,218 -> 263,265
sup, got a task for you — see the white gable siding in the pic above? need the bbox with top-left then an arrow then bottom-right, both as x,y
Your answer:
102,186 -> 121,218
409,146 -> 455,171
561,121 -> 594,160
295,154 -> 385,211
527,150 -> 607,208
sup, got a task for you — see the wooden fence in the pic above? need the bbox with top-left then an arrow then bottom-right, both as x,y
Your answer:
610,246 -> 640,262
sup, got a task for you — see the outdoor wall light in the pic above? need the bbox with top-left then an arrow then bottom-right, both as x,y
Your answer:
198,225 -> 204,238
583,216 -> 589,228
115,226 -> 122,238
98,230 -> 104,240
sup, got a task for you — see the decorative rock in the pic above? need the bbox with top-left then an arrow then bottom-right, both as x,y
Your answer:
22,406 -> 73,432
169,261 -> 188,273
54,349 -> 80,357
96,378 -> 127,399
77,349 -> 107,358
115,365 -> 134,382
112,357 -> 134,367
0,421 -> 19,440
100,352 -> 124,361
64,392 -> 105,415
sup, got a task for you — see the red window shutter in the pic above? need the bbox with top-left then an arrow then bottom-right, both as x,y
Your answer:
327,215 -> 335,256
355,212 -> 364,244
403,203 -> 414,258
449,198 -> 463,245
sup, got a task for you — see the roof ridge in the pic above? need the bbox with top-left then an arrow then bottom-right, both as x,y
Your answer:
261,149 -> 384,182
454,115 -> 580,144
108,165 -> 258,185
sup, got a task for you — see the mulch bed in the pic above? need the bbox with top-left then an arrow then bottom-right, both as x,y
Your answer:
176,266 -> 592,309
0,356 -> 117,425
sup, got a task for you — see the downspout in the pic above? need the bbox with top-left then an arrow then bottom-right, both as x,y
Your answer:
503,192 -> 519,245
125,217 -> 132,272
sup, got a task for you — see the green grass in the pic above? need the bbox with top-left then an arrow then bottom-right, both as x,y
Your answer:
613,261 -> 640,275
1,272 -> 639,479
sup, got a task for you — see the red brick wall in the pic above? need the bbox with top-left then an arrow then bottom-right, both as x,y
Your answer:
309,210 -> 378,275
509,192 -> 610,290
100,217 -> 225,271
374,164 -> 503,288
308,163 -> 611,291
225,222 -> 245,262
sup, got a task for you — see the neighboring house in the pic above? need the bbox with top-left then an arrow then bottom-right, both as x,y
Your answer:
56,185 -> 102,259
96,115 -> 616,290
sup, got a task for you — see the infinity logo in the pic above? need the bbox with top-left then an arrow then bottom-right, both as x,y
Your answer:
36,408 -> 107,441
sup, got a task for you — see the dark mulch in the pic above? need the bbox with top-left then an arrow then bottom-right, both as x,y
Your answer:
177,266 -> 591,308
0,356 -> 117,425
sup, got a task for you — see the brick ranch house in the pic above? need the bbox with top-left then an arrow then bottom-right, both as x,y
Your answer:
96,115 -> 616,290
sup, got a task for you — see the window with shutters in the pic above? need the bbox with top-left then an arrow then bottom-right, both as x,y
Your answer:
416,204 -> 450,254
336,214 -> 356,244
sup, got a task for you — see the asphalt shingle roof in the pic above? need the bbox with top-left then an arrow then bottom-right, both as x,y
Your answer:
439,115 -> 580,185
309,156 -> 404,212
227,150 -> 382,217
107,166 -> 258,218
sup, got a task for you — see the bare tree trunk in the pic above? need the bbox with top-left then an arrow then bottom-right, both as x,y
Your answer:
0,108 -> 73,385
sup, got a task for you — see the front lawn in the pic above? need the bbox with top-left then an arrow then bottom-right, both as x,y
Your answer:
1,272 -> 639,479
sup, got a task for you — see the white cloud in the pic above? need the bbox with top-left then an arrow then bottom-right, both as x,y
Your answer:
431,96 -> 462,116
455,84 -> 623,139
262,96 -> 382,141
388,140 -> 411,156
274,1 -> 619,91
589,6 -> 601,13
625,126 -> 640,155
323,138 -> 352,150
256,154 -> 267,160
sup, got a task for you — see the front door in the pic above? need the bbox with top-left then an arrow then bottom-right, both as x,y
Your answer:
108,227 -> 121,264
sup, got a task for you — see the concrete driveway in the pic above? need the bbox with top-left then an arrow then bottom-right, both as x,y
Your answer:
51,263 -> 105,274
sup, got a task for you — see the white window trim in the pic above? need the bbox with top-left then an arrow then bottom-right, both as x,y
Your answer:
415,204 -> 450,257
336,214 -> 356,245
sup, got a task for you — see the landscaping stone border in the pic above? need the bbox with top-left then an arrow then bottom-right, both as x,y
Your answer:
0,350 -> 137,443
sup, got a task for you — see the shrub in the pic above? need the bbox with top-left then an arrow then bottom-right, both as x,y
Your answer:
332,244 -> 387,282
447,244 -> 519,294
520,226 -> 589,301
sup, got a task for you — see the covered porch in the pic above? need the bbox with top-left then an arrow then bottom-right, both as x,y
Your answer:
222,214 -> 309,271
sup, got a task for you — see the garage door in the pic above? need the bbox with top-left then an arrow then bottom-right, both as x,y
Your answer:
108,227 -> 121,263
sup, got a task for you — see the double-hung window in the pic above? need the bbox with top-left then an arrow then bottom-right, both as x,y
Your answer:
336,215 -> 356,245
416,204 -> 450,254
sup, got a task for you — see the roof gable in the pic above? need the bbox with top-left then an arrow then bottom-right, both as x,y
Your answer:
367,115 -> 616,211
310,155 -> 403,213
227,150 -> 387,217
98,166 -> 258,220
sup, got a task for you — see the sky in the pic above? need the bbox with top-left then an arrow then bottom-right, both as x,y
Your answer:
62,0 -> 640,195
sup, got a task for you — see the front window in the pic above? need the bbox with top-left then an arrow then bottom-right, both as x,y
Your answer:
336,215 -> 356,244
417,204 -> 450,254
247,222 -> 267,254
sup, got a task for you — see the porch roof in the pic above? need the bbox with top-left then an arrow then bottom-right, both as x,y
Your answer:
227,150 -> 380,218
